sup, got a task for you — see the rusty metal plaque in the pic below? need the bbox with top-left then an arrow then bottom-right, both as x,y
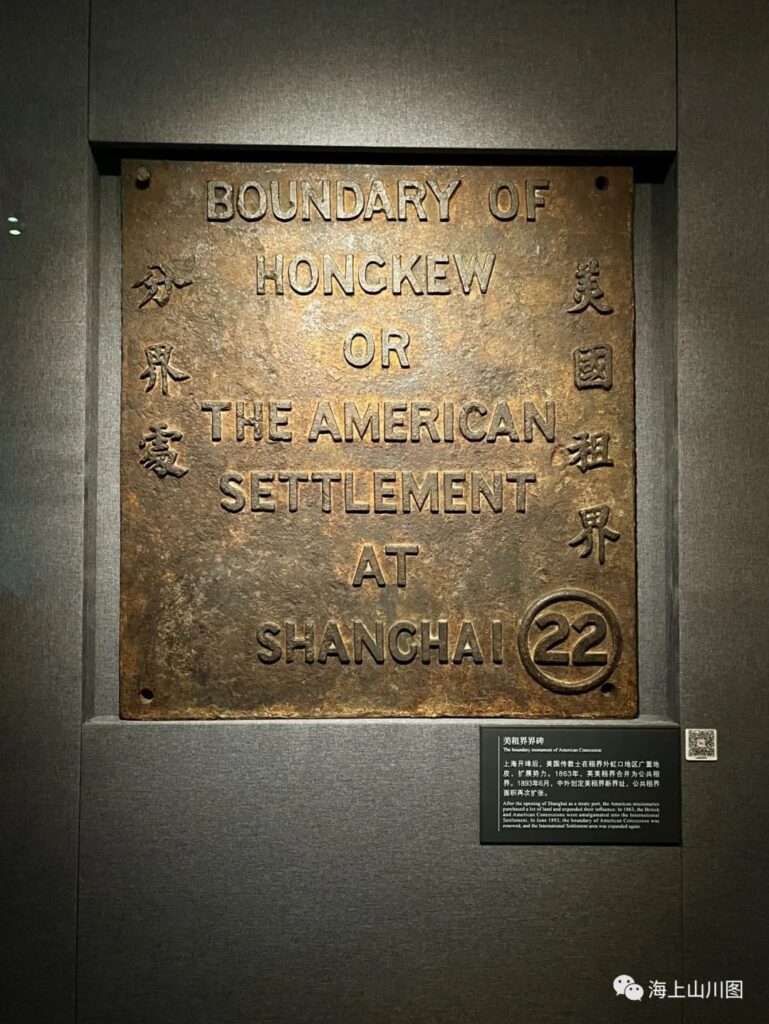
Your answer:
120,161 -> 636,719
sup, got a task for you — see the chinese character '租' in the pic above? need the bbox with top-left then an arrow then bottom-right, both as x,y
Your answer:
567,431 -> 613,473
569,505 -> 620,565
574,344 -> 613,390
567,258 -> 613,314
133,263 -> 192,308
138,423 -> 188,479
140,344 -> 190,396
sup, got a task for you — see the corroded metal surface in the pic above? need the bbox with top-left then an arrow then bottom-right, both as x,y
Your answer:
120,161 -> 636,719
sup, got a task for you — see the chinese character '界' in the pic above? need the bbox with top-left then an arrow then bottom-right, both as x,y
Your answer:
140,344 -> 190,396
569,505 -> 620,564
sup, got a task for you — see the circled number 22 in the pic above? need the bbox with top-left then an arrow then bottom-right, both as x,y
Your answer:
531,612 -> 608,666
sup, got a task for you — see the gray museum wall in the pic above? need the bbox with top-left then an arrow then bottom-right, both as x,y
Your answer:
1,1 -> 767,1022
678,0 -> 769,1006
0,2 -> 92,1020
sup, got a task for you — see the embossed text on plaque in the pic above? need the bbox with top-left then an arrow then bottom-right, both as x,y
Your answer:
120,163 -> 636,719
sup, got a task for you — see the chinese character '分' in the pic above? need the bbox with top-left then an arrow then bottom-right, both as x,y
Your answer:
567,432 -> 614,473
574,344 -> 613,390
569,505 -> 620,565
138,423 -> 188,479
133,263 -> 192,308
140,344 -> 190,396
567,258 -> 613,314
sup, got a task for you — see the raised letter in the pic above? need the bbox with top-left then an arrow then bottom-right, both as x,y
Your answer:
288,256 -> 319,295
384,544 -> 419,587
301,180 -> 331,221
336,181 -> 364,220
452,621 -> 484,664
257,254 -> 284,295
269,401 -> 292,441
525,180 -> 550,221
359,255 -> 387,294
506,472 -> 537,512
270,180 -> 297,220
208,181 -> 233,221
426,179 -> 461,221
488,183 -> 520,220
257,623 -> 282,664
201,400 -> 231,442
426,254 -> 451,294
323,254 -> 354,296
363,180 -> 396,220
523,400 -> 556,442
237,182 -> 267,220
317,622 -> 350,664
454,254 -> 496,295
382,330 -> 410,368
397,180 -> 428,221
286,621 -> 315,663
250,472 -> 275,512
308,401 -> 342,442
219,472 -> 245,513
352,545 -> 386,587
353,621 -> 385,664
388,621 -> 418,664
236,401 -> 263,441
392,254 -> 423,295
344,330 -> 376,368
421,620 -> 449,664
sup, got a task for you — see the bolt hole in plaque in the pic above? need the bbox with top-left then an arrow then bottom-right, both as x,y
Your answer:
119,161 -> 636,719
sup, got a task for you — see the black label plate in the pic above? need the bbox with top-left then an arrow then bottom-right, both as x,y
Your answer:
480,726 -> 680,844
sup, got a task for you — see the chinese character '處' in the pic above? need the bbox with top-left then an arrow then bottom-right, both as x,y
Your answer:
139,423 -> 188,479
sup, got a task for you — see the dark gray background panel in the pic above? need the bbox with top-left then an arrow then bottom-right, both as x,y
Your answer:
678,4 -> 769,1020
78,720 -> 683,1024
0,2 -> 92,1021
89,0 -> 676,152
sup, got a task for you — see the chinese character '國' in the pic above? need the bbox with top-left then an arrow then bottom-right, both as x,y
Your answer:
567,431 -> 613,473
139,423 -> 188,479
140,344 -> 190,396
567,258 -> 613,314
569,505 -> 620,565
574,344 -> 613,390
133,263 -> 192,309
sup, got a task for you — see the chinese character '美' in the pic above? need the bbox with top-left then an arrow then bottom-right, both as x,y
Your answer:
138,423 -> 188,479
569,505 -> 620,565
567,258 -> 613,314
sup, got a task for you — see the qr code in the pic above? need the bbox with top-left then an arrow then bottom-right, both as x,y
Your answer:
685,728 -> 718,761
